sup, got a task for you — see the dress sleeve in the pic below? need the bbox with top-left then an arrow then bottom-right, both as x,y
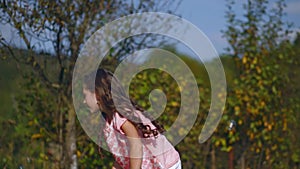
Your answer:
113,112 -> 128,135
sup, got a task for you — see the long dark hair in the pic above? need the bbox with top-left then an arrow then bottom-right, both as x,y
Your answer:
83,68 -> 165,138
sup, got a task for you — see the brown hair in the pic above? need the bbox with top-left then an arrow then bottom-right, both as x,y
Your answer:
83,68 -> 165,138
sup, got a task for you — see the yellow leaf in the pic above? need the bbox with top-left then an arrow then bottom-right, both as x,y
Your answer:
271,144 -> 278,151
28,120 -> 34,126
31,133 -> 42,139
256,66 -> 262,74
283,119 -> 287,131
215,140 -> 220,147
250,133 -> 254,140
242,56 -> 247,64
178,128 -> 187,136
253,57 -> 257,65
243,95 -> 250,101
267,124 -> 272,131
238,119 -> 243,125
77,150 -> 81,157
170,101 -> 179,107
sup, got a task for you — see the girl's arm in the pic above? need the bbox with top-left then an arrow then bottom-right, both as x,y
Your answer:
121,120 -> 142,169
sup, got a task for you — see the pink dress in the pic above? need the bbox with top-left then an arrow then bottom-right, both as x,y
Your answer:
103,111 -> 180,169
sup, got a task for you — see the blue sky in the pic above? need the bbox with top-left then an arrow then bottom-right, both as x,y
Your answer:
177,0 -> 300,55
1,0 -> 299,57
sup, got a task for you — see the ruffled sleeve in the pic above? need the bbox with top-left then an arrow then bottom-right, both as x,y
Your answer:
112,112 -> 128,134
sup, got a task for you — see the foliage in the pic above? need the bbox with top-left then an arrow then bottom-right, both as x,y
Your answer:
0,0 -> 181,168
221,0 -> 299,168
1,0 -> 300,168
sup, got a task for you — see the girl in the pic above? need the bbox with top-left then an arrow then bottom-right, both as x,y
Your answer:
82,68 -> 181,169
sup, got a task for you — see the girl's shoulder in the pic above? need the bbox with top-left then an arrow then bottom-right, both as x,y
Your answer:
111,112 -> 128,134
110,110 -> 156,133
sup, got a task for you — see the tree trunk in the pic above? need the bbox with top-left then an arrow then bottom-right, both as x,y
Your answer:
211,145 -> 216,169
229,148 -> 234,169
59,102 -> 64,169
65,106 -> 77,169
203,139 -> 211,168
241,152 -> 245,169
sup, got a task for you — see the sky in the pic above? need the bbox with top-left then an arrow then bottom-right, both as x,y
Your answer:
0,0 -> 299,57
177,0 -> 300,55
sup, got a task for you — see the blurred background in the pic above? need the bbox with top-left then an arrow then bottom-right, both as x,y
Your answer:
0,0 -> 299,168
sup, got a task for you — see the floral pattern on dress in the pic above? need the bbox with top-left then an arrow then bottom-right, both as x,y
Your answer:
103,120 -> 163,169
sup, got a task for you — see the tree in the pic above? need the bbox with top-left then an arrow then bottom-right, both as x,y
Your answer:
222,0 -> 296,168
286,33 -> 300,168
0,0 -> 181,168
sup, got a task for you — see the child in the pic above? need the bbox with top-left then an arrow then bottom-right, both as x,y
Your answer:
82,68 -> 181,169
